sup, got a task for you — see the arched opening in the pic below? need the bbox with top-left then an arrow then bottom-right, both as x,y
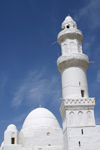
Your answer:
66,24 -> 70,28
11,137 -> 15,144
62,26 -> 65,30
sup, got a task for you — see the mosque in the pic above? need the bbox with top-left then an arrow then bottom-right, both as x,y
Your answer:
1,15 -> 100,150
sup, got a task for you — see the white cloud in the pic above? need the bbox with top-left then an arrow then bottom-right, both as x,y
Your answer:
82,36 -> 95,56
90,70 -> 100,89
73,1 -> 100,57
11,68 -> 61,108
74,0 -> 100,29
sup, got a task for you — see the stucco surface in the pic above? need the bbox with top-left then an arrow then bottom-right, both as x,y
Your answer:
68,126 -> 100,150
20,108 -> 63,149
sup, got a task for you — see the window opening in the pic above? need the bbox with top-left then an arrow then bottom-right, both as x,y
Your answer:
79,82 -> 80,86
48,144 -> 51,146
79,141 -> 81,146
81,90 -> 84,97
11,138 -> 15,144
62,26 -> 65,30
47,132 -> 50,136
81,129 -> 83,134
66,25 -> 70,28
73,24 -> 75,28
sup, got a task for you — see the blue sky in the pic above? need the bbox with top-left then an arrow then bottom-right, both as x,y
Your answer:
0,0 -> 100,144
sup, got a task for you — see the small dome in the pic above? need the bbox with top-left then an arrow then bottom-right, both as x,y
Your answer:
7,124 -> 17,131
61,15 -> 77,29
1,141 -> 4,148
22,108 -> 60,129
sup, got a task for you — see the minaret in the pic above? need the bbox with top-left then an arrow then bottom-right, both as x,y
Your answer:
57,16 -> 95,149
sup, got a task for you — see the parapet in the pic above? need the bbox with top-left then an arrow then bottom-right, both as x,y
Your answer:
60,98 -> 95,106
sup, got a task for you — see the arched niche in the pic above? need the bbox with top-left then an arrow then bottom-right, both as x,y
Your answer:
62,43 -> 67,55
78,111 -> 84,125
69,111 -> 75,125
87,111 -> 93,124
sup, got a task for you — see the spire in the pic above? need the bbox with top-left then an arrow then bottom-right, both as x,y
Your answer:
58,15 -> 83,45
61,15 -> 77,30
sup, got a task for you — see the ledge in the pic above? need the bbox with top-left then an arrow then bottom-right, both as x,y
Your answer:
60,98 -> 95,106
57,28 -> 83,44
57,53 -> 89,72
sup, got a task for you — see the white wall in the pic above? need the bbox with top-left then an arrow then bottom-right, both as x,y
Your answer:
61,66 -> 89,99
67,126 -> 100,150
20,127 -> 63,150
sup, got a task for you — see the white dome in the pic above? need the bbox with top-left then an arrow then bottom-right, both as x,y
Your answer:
7,124 -> 17,130
22,108 -> 60,129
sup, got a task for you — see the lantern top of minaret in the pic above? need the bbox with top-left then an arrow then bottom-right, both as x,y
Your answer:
58,15 -> 83,44
61,15 -> 77,30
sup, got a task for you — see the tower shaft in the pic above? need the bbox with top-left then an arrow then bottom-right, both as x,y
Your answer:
57,16 -> 95,129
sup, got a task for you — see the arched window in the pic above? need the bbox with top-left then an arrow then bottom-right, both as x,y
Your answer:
11,132 -> 15,144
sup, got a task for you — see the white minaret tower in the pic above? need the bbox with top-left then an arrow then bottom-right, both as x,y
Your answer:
57,16 -> 96,150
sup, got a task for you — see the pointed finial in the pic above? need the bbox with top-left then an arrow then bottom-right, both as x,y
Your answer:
39,105 -> 41,108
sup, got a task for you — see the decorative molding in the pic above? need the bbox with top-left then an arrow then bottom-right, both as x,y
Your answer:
60,98 -> 95,117
61,98 -> 95,105
57,28 -> 83,44
57,53 -> 89,72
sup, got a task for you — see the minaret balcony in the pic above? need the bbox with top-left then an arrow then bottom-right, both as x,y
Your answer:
57,53 -> 89,73
58,28 -> 83,45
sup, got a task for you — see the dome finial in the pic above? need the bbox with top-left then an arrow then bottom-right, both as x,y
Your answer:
39,105 -> 41,108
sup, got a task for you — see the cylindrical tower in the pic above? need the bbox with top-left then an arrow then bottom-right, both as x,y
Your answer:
57,15 -> 89,99
57,15 -> 95,150
57,15 -> 95,128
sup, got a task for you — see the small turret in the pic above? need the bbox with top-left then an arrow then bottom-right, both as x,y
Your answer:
4,124 -> 19,145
